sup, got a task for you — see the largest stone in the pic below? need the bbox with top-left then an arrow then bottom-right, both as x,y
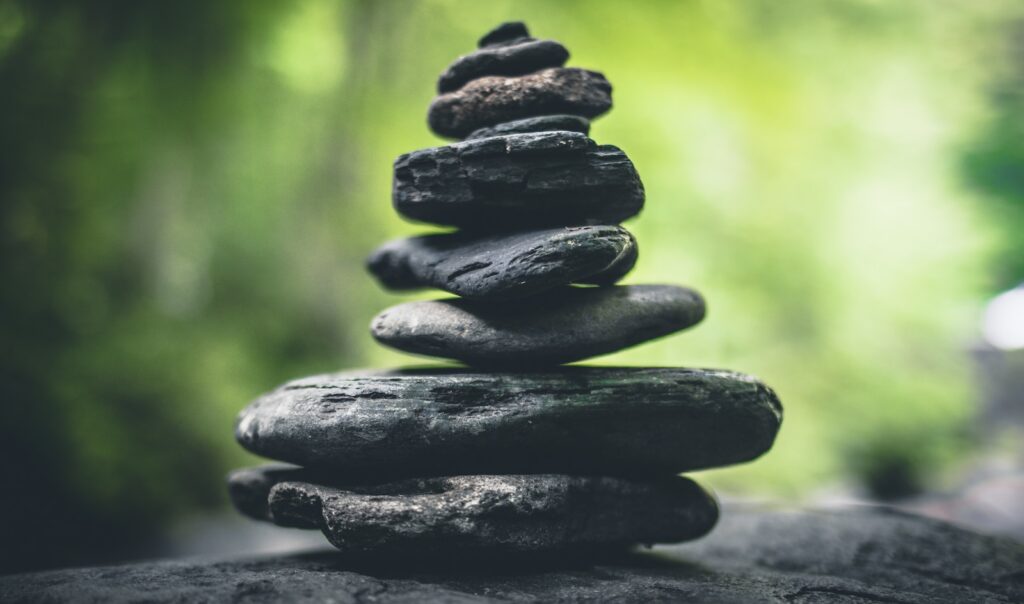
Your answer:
393,131 -> 643,229
235,367 -> 782,477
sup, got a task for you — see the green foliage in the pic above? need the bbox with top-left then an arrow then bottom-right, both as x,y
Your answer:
1,0 -> 1020,569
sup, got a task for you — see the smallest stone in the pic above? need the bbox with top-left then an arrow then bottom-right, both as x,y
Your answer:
479,21 -> 531,48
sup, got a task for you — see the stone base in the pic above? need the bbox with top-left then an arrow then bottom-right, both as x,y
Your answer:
3,505 -> 1022,603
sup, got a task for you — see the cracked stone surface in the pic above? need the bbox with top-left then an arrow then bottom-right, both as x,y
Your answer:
438,38 -> 569,93
4,506 -> 1021,603
370,285 -> 705,366
234,367 -> 781,476
465,114 -> 590,140
228,469 -> 719,556
428,67 -> 612,139
366,226 -> 637,299
393,131 -> 643,230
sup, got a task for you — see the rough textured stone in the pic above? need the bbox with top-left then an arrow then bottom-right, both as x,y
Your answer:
394,131 -> 643,229
5,506 -> 1022,603
234,367 -> 779,476
226,464 -> 308,522
371,285 -> 704,366
366,226 -> 637,299
478,21 -> 531,48
438,39 -> 569,93
428,68 -> 612,139
228,469 -> 719,556
465,114 -> 590,140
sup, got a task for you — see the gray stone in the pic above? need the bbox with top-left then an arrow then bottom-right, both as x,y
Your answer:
465,114 -> 590,140
393,131 -> 643,229
371,285 -> 704,366
438,39 -> 569,93
366,226 -> 637,300
5,506 -> 1023,603
226,464 -> 308,522
234,367 -> 780,476
228,469 -> 719,556
428,68 -> 612,139
478,21 -> 531,48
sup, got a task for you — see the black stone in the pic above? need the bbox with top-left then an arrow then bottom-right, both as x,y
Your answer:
371,285 -> 704,366
438,39 -> 569,93
6,506 -> 1023,603
428,67 -> 612,139
478,21 -> 531,48
228,469 -> 720,556
465,114 -> 590,140
366,226 -> 637,300
226,464 -> 307,522
234,367 -> 779,476
393,131 -> 643,230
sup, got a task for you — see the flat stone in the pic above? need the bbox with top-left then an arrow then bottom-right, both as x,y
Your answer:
371,285 -> 704,366
228,469 -> 719,556
438,39 -> 569,93
465,114 -> 590,140
479,21 -> 532,48
234,367 -> 780,476
393,131 -> 643,229
6,506 -> 1022,603
428,67 -> 612,139
365,226 -> 637,299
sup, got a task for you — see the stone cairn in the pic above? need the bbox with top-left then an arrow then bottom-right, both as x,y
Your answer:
227,22 -> 782,560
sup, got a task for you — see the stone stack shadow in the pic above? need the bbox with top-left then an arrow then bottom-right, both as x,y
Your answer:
227,22 -> 783,560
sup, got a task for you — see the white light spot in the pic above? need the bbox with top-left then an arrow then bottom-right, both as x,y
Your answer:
983,287 -> 1024,350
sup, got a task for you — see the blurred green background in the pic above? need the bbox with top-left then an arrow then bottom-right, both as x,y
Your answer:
2,0 -> 1023,572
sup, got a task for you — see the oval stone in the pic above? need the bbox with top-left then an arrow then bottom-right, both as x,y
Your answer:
438,38 -> 569,93
478,21 -> 531,48
370,285 -> 704,366
234,367 -> 782,476
428,67 -> 612,139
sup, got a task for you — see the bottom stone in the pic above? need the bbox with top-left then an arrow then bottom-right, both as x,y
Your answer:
7,506 -> 1022,603
228,466 -> 719,556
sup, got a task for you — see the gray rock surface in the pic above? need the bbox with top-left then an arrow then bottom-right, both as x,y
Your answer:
234,367 -> 780,476
465,114 -> 590,140
428,68 -> 612,139
438,39 -> 569,93
366,226 -> 637,299
394,131 -> 643,229
478,21 -> 531,48
228,470 -> 719,556
5,506 -> 1022,603
226,464 -> 307,522
371,285 -> 705,366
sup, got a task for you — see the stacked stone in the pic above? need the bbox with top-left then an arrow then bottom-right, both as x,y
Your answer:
227,22 -> 783,559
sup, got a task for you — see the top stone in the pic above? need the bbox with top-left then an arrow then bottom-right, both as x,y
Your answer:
478,21 -> 531,48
